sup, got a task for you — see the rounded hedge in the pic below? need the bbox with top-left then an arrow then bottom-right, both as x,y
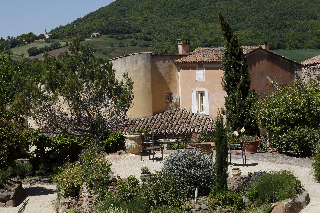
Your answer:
162,149 -> 215,197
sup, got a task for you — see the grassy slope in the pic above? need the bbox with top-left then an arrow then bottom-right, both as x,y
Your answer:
83,36 -> 154,59
11,41 -> 66,58
272,49 -> 320,63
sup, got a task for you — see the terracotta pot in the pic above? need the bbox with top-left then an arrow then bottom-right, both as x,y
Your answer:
244,140 -> 259,153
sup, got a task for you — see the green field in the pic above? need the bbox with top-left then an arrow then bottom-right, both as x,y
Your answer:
272,49 -> 320,63
82,36 -> 154,59
11,41 -> 66,58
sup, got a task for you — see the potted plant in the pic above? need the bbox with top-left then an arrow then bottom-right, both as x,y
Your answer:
242,135 -> 259,153
232,167 -> 241,177
140,165 -> 151,181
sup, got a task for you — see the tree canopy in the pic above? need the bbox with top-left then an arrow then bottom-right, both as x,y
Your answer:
48,0 -> 320,53
34,38 -> 133,141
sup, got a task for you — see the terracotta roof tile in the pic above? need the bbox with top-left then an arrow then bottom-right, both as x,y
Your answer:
302,55 -> 320,66
113,108 -> 216,135
175,46 -> 260,63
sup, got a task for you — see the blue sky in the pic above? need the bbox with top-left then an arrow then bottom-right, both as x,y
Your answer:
0,0 -> 115,39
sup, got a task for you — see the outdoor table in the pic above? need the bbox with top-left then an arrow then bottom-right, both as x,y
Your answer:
200,142 -> 215,158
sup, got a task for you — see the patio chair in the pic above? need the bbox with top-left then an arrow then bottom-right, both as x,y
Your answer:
140,134 -> 163,162
228,143 -> 246,166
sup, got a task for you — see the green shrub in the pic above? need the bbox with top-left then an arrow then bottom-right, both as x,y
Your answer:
313,152 -> 320,182
256,80 -> 320,156
79,143 -> 111,198
104,132 -> 125,153
142,171 -> 187,208
208,189 -> 245,211
270,126 -> 319,157
116,175 -> 140,202
53,162 -> 84,198
98,194 -> 150,213
8,162 -> 34,179
162,149 -> 215,197
0,169 -> 9,187
245,170 -> 302,206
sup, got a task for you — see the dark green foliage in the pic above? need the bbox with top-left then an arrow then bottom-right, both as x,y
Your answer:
162,149 -> 215,197
214,113 -> 228,192
116,175 -> 140,202
0,169 -> 9,187
208,189 -> 245,211
98,194 -> 150,213
104,132 -> 125,153
98,172 -> 187,212
142,171 -> 187,208
54,141 -> 111,199
245,170 -> 302,206
219,13 -> 259,136
313,152 -> 320,182
7,162 -> 33,179
49,0 -> 320,53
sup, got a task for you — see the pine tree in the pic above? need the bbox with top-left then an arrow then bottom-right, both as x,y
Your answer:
214,112 -> 228,192
219,13 -> 258,135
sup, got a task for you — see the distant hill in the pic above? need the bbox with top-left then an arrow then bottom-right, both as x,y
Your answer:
49,0 -> 320,54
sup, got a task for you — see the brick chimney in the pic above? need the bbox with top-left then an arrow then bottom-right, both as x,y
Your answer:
261,41 -> 269,51
177,39 -> 190,55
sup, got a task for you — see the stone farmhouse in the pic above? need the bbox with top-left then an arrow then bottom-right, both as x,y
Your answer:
110,40 -> 301,119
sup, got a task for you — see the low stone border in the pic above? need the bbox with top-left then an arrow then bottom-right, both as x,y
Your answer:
272,189 -> 310,213
0,182 -> 23,207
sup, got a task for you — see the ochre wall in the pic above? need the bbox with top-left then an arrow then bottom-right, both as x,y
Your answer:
111,53 -> 183,118
247,50 -> 297,97
179,63 -> 225,117
151,55 -> 182,115
111,53 -> 153,118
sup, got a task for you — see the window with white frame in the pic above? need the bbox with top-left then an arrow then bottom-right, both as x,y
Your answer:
192,91 -> 209,115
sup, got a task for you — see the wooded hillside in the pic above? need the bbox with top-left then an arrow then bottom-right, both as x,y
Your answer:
49,0 -> 320,53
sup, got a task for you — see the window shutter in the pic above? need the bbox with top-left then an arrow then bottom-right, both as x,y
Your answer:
192,91 -> 197,113
205,91 -> 209,115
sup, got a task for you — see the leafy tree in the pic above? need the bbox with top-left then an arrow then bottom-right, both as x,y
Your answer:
219,13 -> 259,135
34,38 -> 133,142
256,80 -> 320,156
27,46 -> 39,56
0,51 -> 38,169
214,112 -> 228,192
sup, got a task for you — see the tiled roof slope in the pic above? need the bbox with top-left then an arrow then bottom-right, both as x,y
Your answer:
301,55 -> 320,66
114,108 -> 216,135
174,46 -> 260,63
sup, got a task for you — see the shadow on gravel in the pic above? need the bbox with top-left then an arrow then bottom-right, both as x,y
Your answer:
15,186 -> 56,206
233,163 -> 259,167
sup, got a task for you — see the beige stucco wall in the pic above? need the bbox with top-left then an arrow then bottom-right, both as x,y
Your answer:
178,63 -> 226,117
111,53 -> 183,118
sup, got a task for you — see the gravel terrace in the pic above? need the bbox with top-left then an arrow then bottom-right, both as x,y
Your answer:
1,150 -> 319,212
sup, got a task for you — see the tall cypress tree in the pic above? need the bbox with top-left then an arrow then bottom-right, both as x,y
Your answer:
214,112 -> 228,192
219,13 -> 258,135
